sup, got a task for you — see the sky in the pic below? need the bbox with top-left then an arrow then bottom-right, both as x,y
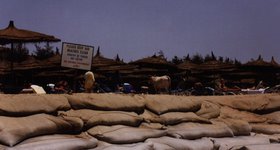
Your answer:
1,0 -> 280,63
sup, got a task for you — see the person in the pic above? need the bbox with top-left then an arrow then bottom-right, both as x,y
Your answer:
214,78 -> 240,95
55,80 -> 72,94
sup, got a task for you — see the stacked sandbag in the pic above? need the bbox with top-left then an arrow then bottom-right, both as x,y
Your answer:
59,109 -> 143,129
0,94 -> 97,149
211,118 -> 252,136
144,95 -> 202,115
219,106 -> 267,123
209,94 -> 280,113
0,113 -> 83,146
1,93 -> 280,149
195,101 -> 221,119
145,136 -> 214,150
90,141 -> 153,150
65,94 -> 154,145
87,125 -> 167,144
167,122 -> 234,139
140,109 -> 210,125
210,136 -> 270,150
5,133 -> 98,150
143,95 -> 240,141
66,93 -> 145,114
0,94 -> 71,116
232,143 -> 280,150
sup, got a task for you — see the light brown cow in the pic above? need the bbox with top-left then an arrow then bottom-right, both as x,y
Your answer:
150,75 -> 171,93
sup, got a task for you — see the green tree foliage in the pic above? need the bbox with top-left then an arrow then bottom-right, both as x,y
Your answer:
34,43 -> 54,60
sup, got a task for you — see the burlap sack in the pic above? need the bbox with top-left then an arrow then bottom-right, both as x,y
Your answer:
251,123 -> 280,134
233,143 -> 280,150
158,112 -> 211,125
140,110 -> 210,125
253,133 -> 280,143
219,106 -> 267,123
87,125 -> 167,144
59,116 -> 84,133
0,114 -> 82,146
90,142 -> 153,150
263,111 -> 280,124
67,94 -> 145,113
196,101 -> 220,119
139,109 -> 161,123
210,136 -> 270,150
144,95 -> 201,115
139,122 -> 167,130
167,122 -> 233,139
261,94 -> 280,112
5,133 -> 98,150
209,94 -> 280,112
59,109 -> 143,128
212,118 -> 251,136
145,136 -> 214,150
0,94 -> 70,116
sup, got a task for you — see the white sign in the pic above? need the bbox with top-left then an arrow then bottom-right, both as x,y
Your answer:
61,42 -> 94,70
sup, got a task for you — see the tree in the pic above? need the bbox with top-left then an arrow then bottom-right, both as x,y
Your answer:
234,58 -> 241,65
171,56 -> 183,65
183,54 -> 191,62
204,51 -> 217,62
9,43 -> 29,62
95,46 -> 101,56
218,56 -> 224,62
34,43 -> 54,60
204,54 -> 212,62
211,51 -> 217,61
115,54 -> 121,62
157,50 -> 165,59
257,54 -> 263,61
55,47 -> 60,55
191,53 -> 204,64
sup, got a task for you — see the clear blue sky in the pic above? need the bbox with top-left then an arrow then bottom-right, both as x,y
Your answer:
1,0 -> 280,63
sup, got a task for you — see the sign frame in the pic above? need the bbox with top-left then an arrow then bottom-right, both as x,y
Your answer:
61,42 -> 94,70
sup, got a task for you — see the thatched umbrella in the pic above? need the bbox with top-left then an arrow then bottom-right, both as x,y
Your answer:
92,53 -> 125,68
0,21 -> 60,92
0,21 -> 60,71
0,21 -> 60,44
130,55 -> 176,70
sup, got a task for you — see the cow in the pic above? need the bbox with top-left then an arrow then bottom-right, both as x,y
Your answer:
84,71 -> 95,93
149,75 -> 171,94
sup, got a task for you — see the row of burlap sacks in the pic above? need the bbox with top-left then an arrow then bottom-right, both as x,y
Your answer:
0,93 -> 280,149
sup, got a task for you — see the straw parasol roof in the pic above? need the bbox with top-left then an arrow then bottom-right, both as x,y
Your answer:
0,21 -> 60,45
199,60 -> 236,70
177,61 -> 198,70
244,56 -> 279,68
130,55 -> 176,70
13,54 -> 61,71
92,54 -> 125,68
